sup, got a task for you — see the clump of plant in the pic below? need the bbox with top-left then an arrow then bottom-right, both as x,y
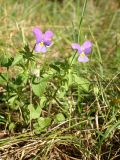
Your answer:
0,26 -> 93,134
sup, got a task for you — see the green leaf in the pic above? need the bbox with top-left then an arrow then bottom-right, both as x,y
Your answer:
0,56 -> 14,67
55,113 -> 65,123
32,77 -> 49,97
9,122 -> 15,131
0,115 -> 6,124
73,74 -> 90,92
20,44 -> 34,60
33,117 -> 51,133
8,94 -> 20,110
94,85 -> 99,95
28,104 -> 42,120
49,64 -> 60,73
0,73 -> 7,84
40,97 -> 46,109
37,117 -> 51,129
12,55 -> 23,66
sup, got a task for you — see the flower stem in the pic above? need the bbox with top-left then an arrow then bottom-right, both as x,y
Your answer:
70,51 -> 77,66
31,44 -> 36,54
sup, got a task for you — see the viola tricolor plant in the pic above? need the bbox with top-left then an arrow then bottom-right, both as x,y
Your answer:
0,23 -> 95,147
33,27 -> 54,53
71,41 -> 92,62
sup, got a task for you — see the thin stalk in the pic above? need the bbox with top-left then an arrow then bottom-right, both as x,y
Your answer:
31,44 -> 36,54
70,51 -> 77,66
78,0 -> 88,43
6,67 -> 9,102
6,67 -> 10,131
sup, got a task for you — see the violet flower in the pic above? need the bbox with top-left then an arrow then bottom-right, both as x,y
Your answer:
33,27 -> 54,53
71,41 -> 92,62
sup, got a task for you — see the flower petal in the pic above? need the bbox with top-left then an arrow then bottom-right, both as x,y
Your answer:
71,43 -> 81,51
33,27 -> 43,44
78,55 -> 89,62
84,47 -> 92,54
82,41 -> 92,54
44,30 -> 54,39
44,40 -> 52,46
82,41 -> 92,48
35,44 -> 47,53
43,30 -> 53,46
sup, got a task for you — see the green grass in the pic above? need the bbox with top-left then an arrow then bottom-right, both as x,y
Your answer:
0,0 -> 120,159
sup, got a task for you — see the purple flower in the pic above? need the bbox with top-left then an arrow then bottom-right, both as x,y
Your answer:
71,41 -> 92,62
33,27 -> 54,53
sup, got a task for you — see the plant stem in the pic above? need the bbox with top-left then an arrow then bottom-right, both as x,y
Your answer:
70,51 -> 77,66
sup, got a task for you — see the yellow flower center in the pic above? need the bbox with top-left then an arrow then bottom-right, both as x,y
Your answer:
39,42 -> 44,46
80,52 -> 85,57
